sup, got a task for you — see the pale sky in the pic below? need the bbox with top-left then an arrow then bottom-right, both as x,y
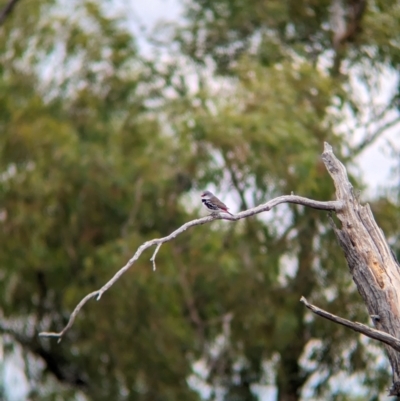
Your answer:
2,2 -> 399,401
130,0 -> 182,26
129,0 -> 399,197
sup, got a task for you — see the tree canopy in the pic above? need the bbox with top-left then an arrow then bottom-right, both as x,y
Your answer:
0,0 -> 399,400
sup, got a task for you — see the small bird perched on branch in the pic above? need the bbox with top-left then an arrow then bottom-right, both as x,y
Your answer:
201,191 -> 233,216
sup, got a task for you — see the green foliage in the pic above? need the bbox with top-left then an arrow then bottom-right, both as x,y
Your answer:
178,0 -> 400,75
0,0 -> 399,401
178,0 -> 333,73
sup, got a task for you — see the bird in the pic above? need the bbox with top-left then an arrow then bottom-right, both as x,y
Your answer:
201,191 -> 233,216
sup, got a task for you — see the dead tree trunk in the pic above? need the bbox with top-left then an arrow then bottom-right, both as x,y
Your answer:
303,142 -> 400,396
39,141 -> 400,394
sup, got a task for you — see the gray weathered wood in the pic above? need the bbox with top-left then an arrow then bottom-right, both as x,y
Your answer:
300,296 -> 400,351
321,142 -> 400,396
38,141 -> 400,394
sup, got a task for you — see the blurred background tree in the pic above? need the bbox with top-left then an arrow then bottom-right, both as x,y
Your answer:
0,0 -> 399,401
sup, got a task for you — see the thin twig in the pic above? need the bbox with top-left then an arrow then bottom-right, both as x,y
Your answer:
39,195 -> 342,339
150,243 -> 162,271
300,297 -> 400,352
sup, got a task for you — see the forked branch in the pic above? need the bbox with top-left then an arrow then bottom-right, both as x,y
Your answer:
319,142 -> 400,396
39,195 -> 342,340
38,142 -> 400,396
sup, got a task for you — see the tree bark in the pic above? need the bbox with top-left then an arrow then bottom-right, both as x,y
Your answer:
320,142 -> 400,396
38,141 -> 400,395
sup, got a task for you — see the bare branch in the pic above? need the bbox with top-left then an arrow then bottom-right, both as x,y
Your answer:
150,243 -> 162,271
301,297 -> 400,352
320,142 -> 400,393
39,194 -> 341,340
0,0 -> 21,26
